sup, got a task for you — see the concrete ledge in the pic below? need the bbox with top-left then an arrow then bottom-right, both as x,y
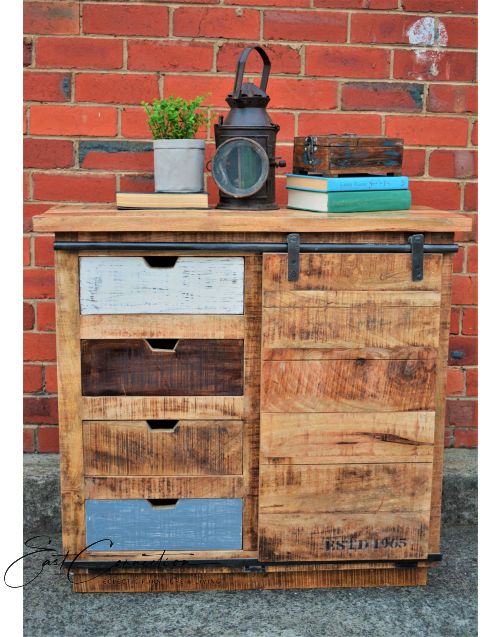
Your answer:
442,449 -> 478,527
24,454 -> 61,535
24,449 -> 477,535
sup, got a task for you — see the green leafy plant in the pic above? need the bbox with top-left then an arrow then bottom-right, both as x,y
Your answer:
142,95 -> 211,140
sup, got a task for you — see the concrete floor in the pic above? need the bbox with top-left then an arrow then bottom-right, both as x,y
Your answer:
22,523 -> 477,637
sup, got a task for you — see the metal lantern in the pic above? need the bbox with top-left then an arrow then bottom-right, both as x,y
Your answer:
212,46 -> 285,210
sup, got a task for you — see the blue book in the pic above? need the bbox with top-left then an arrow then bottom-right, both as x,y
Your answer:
286,174 -> 408,192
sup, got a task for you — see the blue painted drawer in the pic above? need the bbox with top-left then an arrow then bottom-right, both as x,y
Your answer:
85,498 -> 243,551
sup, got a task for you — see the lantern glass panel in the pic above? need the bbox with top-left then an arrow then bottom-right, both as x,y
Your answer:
213,137 -> 269,198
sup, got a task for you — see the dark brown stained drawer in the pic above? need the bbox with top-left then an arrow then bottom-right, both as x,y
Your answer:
83,420 -> 243,476
81,339 -> 244,397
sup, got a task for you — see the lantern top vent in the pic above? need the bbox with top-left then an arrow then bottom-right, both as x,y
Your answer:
226,46 -> 271,110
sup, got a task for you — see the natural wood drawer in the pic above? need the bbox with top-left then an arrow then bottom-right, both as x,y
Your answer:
79,256 -> 245,315
85,498 -> 243,551
83,420 -> 243,476
81,339 -> 244,397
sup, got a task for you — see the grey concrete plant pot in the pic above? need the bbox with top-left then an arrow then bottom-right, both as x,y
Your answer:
153,139 -> 205,193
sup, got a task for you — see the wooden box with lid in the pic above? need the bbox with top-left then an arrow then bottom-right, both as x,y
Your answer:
33,205 -> 471,593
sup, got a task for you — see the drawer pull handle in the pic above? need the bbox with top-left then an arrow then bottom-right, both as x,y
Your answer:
147,499 -> 179,509
143,256 -> 178,268
145,339 -> 179,352
146,420 -> 179,431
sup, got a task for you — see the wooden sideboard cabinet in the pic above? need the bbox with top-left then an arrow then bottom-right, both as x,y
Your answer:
33,206 -> 471,593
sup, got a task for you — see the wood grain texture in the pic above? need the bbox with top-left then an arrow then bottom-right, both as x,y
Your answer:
72,565 -> 428,592
54,251 -> 85,556
83,420 -> 243,476
82,396 -> 244,420
261,359 -> 436,413
263,290 -> 441,309
260,412 -> 435,465
262,346 -> 437,361
71,230 -> 415,246
259,463 -> 433,514
81,549 -> 258,562
65,230 -> 453,247
262,306 -> 440,350
80,314 -> 245,340
429,254 -> 453,553
258,512 -> 429,561
263,254 -> 442,292
241,255 -> 263,550
33,205 -> 472,233
85,476 -> 244,499
81,339 -> 244,397
80,256 -> 244,315
85,499 -> 243,551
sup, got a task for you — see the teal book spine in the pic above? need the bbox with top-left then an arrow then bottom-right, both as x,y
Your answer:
327,189 -> 411,213
288,189 -> 412,213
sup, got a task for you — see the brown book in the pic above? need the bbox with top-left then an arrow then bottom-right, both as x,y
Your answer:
116,191 -> 209,210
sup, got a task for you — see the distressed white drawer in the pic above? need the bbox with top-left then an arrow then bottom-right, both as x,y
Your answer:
85,498 -> 243,551
79,256 -> 244,315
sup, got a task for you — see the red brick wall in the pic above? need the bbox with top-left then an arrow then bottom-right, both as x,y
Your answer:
23,0 -> 478,452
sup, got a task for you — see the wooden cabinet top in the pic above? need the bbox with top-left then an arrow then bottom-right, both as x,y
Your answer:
33,205 -> 471,234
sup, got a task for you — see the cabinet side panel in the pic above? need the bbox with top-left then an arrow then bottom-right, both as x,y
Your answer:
55,250 -> 85,556
429,254 -> 453,553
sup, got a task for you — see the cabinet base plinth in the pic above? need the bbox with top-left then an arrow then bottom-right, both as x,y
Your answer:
72,566 -> 428,593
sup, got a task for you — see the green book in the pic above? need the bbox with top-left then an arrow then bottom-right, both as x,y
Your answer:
287,187 -> 412,213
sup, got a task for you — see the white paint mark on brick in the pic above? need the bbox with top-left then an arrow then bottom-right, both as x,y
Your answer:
408,17 -> 435,47
407,17 -> 448,78
407,17 -> 448,48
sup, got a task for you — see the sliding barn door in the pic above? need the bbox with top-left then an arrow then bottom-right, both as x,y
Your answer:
258,252 -> 442,562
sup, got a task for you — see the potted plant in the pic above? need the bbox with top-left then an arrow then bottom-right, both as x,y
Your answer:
142,95 -> 210,193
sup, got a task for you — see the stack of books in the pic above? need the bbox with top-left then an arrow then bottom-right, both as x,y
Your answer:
286,174 -> 411,213
116,191 -> 209,210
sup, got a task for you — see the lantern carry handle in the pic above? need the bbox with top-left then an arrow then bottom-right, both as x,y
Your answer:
232,46 -> 271,98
